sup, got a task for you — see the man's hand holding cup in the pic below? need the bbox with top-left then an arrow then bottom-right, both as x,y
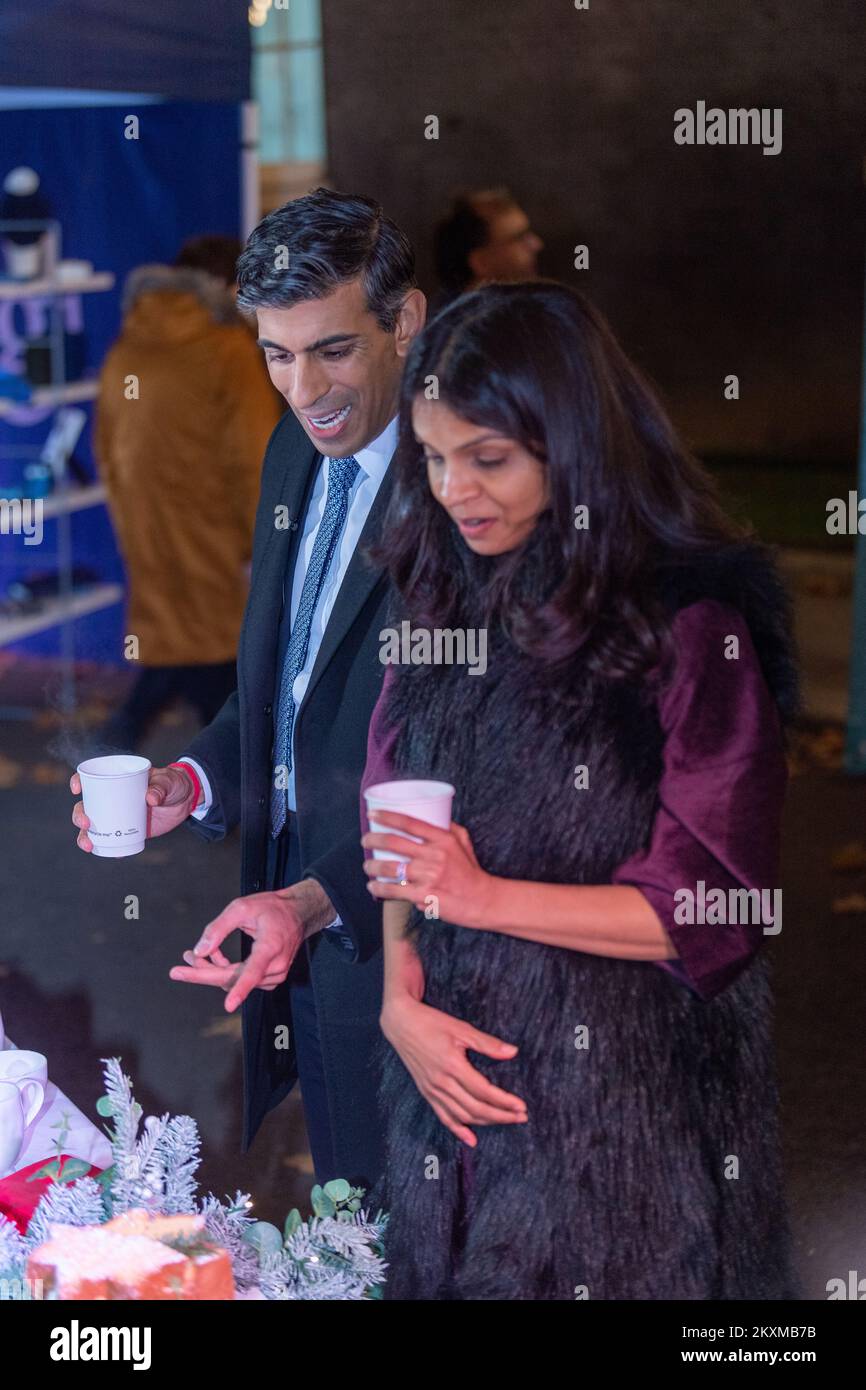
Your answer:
71,761 -> 202,853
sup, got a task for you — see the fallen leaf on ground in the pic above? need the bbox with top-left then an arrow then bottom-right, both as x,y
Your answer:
32,709 -> 64,729
0,754 -> 23,788
832,893 -> 866,914
158,707 -> 186,727
282,1151 -> 315,1174
801,572 -> 852,599
30,760 -> 66,784
830,841 -> 866,873
200,1015 -> 243,1040
141,849 -> 170,865
789,725 -> 845,774
74,701 -> 112,727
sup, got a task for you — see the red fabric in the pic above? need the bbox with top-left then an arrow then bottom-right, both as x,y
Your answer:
169,760 -> 203,811
0,1156 -> 103,1234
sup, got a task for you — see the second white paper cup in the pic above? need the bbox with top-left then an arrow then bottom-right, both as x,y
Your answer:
364,779 -> 455,883
77,754 -> 152,857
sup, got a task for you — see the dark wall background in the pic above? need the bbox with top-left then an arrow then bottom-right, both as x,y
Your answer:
321,0 -> 864,464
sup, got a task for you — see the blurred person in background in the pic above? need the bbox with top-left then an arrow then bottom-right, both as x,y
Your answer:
431,186 -> 543,312
95,234 -> 283,748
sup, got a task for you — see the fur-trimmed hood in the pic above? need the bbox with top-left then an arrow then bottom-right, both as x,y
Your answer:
96,261 -> 283,665
120,263 -> 243,341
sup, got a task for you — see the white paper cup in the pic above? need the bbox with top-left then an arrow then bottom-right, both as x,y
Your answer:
364,779 -> 455,883
76,754 -> 152,857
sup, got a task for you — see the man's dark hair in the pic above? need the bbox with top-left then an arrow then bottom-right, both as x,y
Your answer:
235,187 -> 416,331
174,234 -> 243,287
433,186 -> 517,295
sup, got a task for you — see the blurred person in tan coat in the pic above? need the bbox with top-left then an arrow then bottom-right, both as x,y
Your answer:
95,236 -> 283,748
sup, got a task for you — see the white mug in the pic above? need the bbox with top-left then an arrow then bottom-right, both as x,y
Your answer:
0,1082 -> 27,1177
0,1049 -> 47,1129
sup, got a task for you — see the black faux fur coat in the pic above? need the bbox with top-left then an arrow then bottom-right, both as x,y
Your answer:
371,540 -> 800,1301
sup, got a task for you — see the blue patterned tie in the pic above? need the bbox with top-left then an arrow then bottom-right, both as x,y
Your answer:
269,453 -> 360,837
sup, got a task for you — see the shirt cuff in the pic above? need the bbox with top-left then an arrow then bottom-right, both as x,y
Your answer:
176,757 -> 213,819
324,913 -> 343,931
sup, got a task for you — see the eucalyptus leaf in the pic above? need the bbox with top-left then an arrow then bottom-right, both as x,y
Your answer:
323,1178 -> 351,1204
95,1096 -> 114,1117
57,1158 -> 93,1184
242,1221 -> 284,1259
25,1161 -> 59,1182
311,1189 -> 336,1218
283,1209 -> 302,1241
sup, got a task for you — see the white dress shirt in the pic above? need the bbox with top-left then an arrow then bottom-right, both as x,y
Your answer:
179,417 -> 397,920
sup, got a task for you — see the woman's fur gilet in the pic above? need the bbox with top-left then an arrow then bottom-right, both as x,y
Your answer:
372,540 -> 800,1301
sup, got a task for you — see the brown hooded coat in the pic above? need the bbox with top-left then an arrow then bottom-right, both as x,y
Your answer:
94,264 -> 283,665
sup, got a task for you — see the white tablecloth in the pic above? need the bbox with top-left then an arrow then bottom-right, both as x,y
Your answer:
2,1036 -> 113,1176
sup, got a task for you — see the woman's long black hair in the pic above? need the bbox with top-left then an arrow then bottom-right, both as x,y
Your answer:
370,280 -> 751,682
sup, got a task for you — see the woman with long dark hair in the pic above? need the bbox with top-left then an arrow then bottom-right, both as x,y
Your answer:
360,281 -> 799,1300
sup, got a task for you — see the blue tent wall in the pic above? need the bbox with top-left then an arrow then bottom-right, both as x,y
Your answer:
0,100 -> 244,662
0,2 -> 250,103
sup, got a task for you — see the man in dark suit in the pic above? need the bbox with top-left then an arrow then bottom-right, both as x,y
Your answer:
71,189 -> 425,1191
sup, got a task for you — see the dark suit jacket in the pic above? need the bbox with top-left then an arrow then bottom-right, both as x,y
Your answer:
183,410 -> 392,1187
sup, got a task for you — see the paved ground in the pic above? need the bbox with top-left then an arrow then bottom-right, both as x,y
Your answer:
0,555 -> 863,1297
774,751 -> 866,1298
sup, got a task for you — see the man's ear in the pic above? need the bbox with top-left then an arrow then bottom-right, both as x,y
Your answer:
394,288 -> 427,359
467,246 -> 490,284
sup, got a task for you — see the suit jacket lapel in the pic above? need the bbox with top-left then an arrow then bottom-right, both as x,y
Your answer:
245,433 -> 319,695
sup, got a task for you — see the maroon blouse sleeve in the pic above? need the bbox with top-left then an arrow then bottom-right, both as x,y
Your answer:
360,663 -> 400,836
612,599 -> 788,1001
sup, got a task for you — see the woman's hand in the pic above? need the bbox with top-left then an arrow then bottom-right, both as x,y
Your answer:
362,811 -> 497,929
381,992 -> 527,1146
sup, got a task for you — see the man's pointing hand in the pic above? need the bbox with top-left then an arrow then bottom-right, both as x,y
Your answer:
169,879 -> 337,1012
